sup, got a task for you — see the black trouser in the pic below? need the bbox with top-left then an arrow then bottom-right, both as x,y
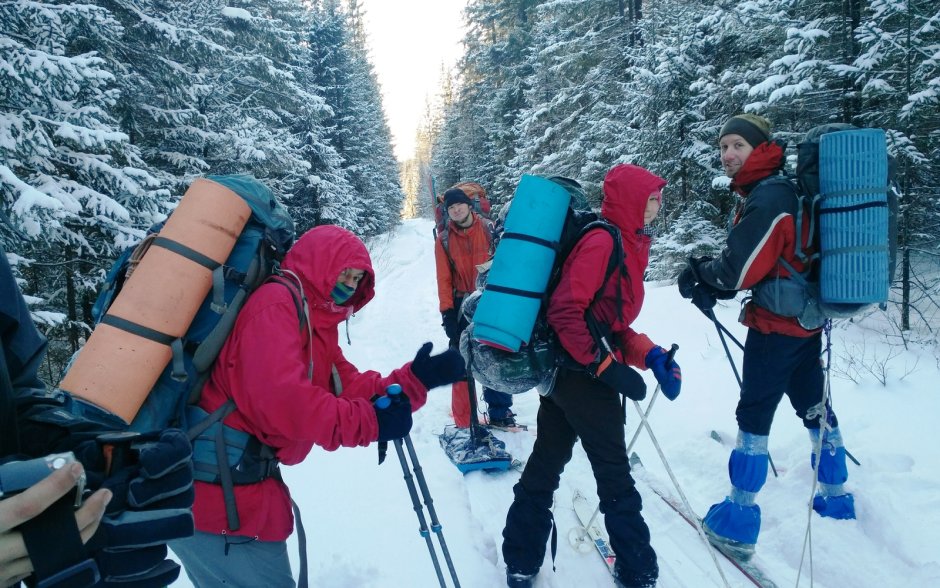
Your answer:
738,329 -> 838,436
501,368 -> 657,583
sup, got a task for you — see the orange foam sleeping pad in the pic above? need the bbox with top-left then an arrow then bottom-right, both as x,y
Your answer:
59,178 -> 252,424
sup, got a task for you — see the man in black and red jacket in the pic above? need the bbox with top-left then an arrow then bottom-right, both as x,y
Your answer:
677,114 -> 856,562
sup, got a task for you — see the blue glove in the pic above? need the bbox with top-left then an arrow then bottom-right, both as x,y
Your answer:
645,346 -> 681,400
410,342 -> 466,390
593,353 -> 647,401
374,388 -> 413,442
90,429 -> 195,587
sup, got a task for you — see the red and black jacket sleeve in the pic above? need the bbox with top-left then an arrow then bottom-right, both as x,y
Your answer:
696,180 -> 798,293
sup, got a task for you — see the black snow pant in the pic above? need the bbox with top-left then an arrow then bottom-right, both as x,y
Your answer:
737,329 -> 838,436
501,368 -> 657,585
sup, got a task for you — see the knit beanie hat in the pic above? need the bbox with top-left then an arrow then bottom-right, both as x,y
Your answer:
719,114 -> 772,148
443,188 -> 473,209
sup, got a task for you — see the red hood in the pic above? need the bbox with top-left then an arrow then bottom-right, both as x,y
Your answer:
281,225 -> 375,319
601,164 -> 667,235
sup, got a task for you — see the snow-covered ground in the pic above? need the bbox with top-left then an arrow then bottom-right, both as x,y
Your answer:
171,218 -> 940,587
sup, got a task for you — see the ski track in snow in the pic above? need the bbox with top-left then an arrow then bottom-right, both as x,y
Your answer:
170,218 -> 940,587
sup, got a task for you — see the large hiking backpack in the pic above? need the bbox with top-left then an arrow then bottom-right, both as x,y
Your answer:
69,174 -> 295,432
751,125 -> 898,328
62,175 -> 298,524
459,175 -> 623,395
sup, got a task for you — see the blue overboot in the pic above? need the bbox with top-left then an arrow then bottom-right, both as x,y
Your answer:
809,426 -> 856,520
702,430 -> 769,561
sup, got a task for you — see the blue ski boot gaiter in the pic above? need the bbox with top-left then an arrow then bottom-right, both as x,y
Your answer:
702,430 -> 769,556
809,426 -> 856,520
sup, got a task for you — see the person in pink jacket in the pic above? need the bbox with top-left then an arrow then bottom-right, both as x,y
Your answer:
172,225 -> 464,587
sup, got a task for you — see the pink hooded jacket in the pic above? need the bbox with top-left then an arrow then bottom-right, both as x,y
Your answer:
191,225 -> 428,541
547,164 -> 667,368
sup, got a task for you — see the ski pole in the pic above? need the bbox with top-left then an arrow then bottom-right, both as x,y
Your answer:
704,309 -> 779,478
576,345 -> 677,541
402,435 -> 461,587
627,391 -> 733,588
378,385 -> 460,588
585,337 -> 731,588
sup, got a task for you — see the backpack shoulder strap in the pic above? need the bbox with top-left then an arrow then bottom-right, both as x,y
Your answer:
268,269 -> 313,381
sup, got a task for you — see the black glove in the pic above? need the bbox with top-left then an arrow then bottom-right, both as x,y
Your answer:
410,342 -> 466,390
441,309 -> 460,343
677,258 -> 735,312
374,390 -> 413,442
89,429 -> 195,587
592,353 -> 647,401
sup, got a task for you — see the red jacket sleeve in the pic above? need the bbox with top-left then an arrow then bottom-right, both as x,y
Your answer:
212,299 -> 379,458
547,230 -> 615,366
333,355 -> 428,412
698,183 -> 797,292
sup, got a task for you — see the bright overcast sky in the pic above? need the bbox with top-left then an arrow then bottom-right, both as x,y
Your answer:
360,0 -> 467,161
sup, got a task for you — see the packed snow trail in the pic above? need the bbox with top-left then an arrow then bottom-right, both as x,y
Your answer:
170,218 -> 940,587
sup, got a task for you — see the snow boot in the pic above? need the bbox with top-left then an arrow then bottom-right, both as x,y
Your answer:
502,483 -> 554,582
612,563 -> 658,588
506,571 -> 535,587
602,492 -> 658,587
702,430 -> 769,561
809,426 -> 856,520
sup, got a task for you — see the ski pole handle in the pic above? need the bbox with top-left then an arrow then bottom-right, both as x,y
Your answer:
373,384 -> 403,464
665,344 -> 679,367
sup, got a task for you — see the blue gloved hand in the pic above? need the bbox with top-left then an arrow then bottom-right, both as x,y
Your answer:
645,346 -> 682,400
374,388 -> 413,442
89,429 -> 195,587
410,342 -> 466,390
592,353 -> 647,401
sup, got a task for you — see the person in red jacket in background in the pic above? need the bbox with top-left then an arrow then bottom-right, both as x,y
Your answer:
677,114 -> 855,562
434,187 -> 515,428
501,165 -> 682,588
171,225 -> 465,587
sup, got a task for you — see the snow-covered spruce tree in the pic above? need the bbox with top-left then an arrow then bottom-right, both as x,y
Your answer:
92,0 -> 224,187
337,0 -> 404,236
744,0 -> 865,139
1,0 -> 165,374
648,199 -> 728,281
432,0 -> 537,204
511,0 -> 631,201
854,0 -> 940,335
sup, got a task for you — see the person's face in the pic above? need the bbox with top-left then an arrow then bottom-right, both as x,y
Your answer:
447,202 -> 471,224
644,192 -> 662,225
337,268 -> 365,289
719,133 -> 755,178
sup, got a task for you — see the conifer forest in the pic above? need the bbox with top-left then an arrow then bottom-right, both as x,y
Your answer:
2,0 -> 939,377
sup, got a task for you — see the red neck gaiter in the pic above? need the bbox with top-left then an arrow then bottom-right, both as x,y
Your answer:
731,140 -> 785,195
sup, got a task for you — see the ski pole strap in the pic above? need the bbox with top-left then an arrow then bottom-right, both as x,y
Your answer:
19,493 -> 100,588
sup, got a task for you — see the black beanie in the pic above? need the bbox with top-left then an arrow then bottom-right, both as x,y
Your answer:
443,188 -> 473,209
719,114 -> 772,148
